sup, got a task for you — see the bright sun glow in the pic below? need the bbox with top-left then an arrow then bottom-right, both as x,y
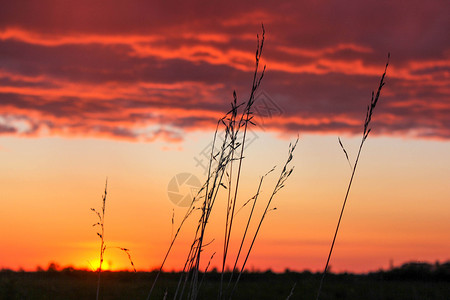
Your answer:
88,259 -> 112,272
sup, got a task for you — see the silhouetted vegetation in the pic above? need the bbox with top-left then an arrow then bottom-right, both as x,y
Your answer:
1,262 -> 449,300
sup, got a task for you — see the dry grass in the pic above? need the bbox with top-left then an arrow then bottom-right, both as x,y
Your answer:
315,53 -> 390,300
90,179 -> 107,300
90,179 -> 136,300
146,24 -> 299,300
88,26 -> 391,300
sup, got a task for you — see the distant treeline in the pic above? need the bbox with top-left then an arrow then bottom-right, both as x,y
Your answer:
2,260 -> 449,281
1,261 -> 449,300
367,261 -> 450,281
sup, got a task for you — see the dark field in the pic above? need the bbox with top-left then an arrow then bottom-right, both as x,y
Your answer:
1,262 -> 449,300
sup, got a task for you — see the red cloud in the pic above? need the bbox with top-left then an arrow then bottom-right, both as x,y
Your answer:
0,1 -> 449,141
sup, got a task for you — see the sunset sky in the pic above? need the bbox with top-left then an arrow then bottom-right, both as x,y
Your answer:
0,1 -> 449,273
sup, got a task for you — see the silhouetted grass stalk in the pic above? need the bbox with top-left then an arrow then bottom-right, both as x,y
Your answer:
229,138 -> 298,298
219,24 -> 266,299
226,167 -> 274,289
147,24 -> 297,300
91,179 -> 107,300
191,114 -> 236,299
285,282 -> 296,300
147,204 -> 197,299
91,179 -> 136,300
315,53 -> 390,300
163,116 -> 236,299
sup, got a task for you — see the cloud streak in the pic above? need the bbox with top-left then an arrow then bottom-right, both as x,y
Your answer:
1,0 -> 449,142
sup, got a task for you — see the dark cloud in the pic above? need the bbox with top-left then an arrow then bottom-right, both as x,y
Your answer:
0,0 -> 449,141
0,124 -> 17,134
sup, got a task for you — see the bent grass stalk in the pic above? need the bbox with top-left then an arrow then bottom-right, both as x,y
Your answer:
229,138 -> 298,299
315,53 -> 390,300
184,25 -> 267,300
147,204 -> 197,299
226,166 -> 275,289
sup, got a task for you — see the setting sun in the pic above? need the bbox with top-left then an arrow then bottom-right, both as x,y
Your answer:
87,259 -> 112,272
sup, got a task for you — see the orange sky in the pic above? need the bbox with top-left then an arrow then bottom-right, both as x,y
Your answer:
0,0 -> 449,273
